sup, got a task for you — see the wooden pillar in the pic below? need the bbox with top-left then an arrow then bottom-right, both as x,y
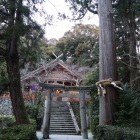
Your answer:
80,91 -> 88,139
43,89 -> 52,139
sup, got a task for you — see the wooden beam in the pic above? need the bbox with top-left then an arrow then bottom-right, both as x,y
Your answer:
39,83 -> 93,91
43,92 -> 90,99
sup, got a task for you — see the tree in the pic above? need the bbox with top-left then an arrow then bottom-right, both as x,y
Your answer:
56,24 -> 99,67
113,0 -> 140,88
0,60 -> 8,94
98,0 -> 118,125
5,0 -> 30,124
127,0 -> 137,87
19,27 -> 44,71
0,0 -> 46,127
64,0 -> 98,19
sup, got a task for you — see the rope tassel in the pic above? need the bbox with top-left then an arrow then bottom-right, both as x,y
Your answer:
96,78 -> 123,96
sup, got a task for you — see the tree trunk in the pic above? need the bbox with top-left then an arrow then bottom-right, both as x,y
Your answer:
128,0 -> 137,87
98,0 -> 118,125
5,0 -> 29,124
6,49 -> 30,124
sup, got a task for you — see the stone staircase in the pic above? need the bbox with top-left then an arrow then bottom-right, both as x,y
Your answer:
50,101 -> 80,135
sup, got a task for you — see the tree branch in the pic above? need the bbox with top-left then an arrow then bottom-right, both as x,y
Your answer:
84,0 -> 98,14
0,34 -> 7,40
0,47 -> 6,58
119,59 -> 140,70
0,9 -> 9,16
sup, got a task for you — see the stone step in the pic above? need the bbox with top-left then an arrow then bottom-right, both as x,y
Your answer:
51,105 -> 68,108
51,111 -> 70,114
50,127 -> 75,130
49,129 -> 77,134
50,116 -> 72,119
51,107 -> 69,110
50,127 -> 76,130
51,114 -> 71,116
50,120 -> 73,122
51,102 -> 67,106
49,132 -> 78,135
49,101 -> 78,135
51,110 -> 69,112
50,121 -> 74,124
50,125 -> 75,127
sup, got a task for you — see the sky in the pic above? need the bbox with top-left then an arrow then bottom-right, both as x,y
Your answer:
35,0 -> 99,40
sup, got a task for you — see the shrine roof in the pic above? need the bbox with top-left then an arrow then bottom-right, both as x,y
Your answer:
21,58 -> 81,82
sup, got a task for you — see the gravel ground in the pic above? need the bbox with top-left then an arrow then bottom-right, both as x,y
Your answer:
36,131 -> 94,140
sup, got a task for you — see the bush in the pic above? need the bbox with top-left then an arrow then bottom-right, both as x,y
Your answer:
0,124 -> 37,140
90,115 -> 99,138
0,116 -> 15,128
89,90 -> 99,134
25,91 -> 44,130
81,66 -> 99,134
0,116 -> 37,140
116,84 -> 140,127
96,125 -> 140,140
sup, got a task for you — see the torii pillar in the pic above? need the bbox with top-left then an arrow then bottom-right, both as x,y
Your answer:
43,89 -> 52,139
80,90 -> 88,139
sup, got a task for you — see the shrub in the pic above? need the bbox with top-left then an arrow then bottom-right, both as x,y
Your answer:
0,116 -> 37,140
0,124 -> 37,140
96,125 -> 140,140
0,116 -> 15,128
81,66 -> 99,134
90,115 -> 99,138
25,91 -> 44,130
116,84 -> 140,127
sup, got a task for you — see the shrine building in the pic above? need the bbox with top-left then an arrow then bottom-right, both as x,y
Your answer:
20,58 -> 89,101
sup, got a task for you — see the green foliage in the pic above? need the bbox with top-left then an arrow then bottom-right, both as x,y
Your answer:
0,116 -> 15,128
0,60 -> 9,94
113,0 -> 140,85
81,66 -> 99,134
96,125 -> 140,140
89,92 -> 99,135
116,84 -> 140,127
82,65 -> 99,86
56,24 -> 99,67
19,28 -> 44,70
0,124 -> 37,140
25,91 -> 44,130
64,0 -> 98,19
70,100 -> 90,129
0,116 -> 37,140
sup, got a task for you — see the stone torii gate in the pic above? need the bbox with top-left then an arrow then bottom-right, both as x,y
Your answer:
39,83 -> 93,139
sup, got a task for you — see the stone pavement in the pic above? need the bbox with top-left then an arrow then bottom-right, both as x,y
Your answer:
36,131 -> 94,140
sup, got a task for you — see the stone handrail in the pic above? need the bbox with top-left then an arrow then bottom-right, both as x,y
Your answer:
67,101 -> 80,134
